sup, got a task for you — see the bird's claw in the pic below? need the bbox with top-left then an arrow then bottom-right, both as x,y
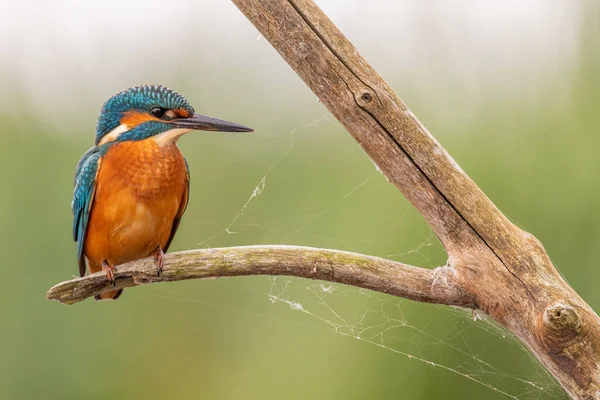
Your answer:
154,247 -> 164,277
101,260 -> 116,287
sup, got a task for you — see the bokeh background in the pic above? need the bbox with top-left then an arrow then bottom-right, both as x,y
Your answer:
1,1 -> 598,399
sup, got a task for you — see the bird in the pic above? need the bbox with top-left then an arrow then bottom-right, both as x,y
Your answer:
72,85 -> 253,301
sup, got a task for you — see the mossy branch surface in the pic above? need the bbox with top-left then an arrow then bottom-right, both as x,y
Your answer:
48,0 -> 600,397
47,245 -> 474,307
226,1 -> 600,398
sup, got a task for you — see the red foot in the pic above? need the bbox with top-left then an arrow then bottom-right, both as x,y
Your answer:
154,247 -> 164,277
102,260 -> 116,287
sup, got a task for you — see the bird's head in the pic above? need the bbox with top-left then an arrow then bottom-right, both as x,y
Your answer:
95,85 -> 253,146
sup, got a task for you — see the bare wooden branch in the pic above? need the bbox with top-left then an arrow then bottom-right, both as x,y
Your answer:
229,1 -> 600,398
46,245 -> 474,307
48,1 -> 600,398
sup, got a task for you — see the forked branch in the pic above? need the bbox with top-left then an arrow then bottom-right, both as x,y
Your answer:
227,1 -> 600,398
48,0 -> 600,398
46,245 -> 474,307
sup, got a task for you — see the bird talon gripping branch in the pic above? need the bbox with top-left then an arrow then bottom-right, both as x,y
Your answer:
71,85 -> 253,301
154,246 -> 164,277
101,260 -> 116,286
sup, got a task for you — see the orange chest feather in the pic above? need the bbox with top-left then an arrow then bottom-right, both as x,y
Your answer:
85,140 -> 189,266
97,140 -> 188,201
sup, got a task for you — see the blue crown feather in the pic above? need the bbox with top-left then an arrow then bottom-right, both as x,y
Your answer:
95,85 -> 195,145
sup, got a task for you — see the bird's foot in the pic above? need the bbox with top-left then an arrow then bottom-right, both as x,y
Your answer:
101,260 -> 116,287
154,247 -> 164,277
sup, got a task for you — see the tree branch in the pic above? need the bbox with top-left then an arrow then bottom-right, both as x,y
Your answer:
229,1 -> 600,399
48,0 -> 600,398
46,245 -> 474,307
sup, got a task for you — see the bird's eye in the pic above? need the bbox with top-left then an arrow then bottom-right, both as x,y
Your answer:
151,107 -> 166,118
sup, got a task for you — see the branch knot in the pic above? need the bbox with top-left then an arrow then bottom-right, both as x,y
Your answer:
542,302 -> 583,354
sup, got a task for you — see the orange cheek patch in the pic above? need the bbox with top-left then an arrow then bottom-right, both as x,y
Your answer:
120,111 -> 162,128
174,108 -> 191,118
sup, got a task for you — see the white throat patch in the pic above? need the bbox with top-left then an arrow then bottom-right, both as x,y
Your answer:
152,128 -> 192,147
98,124 -> 129,146
97,124 -> 190,147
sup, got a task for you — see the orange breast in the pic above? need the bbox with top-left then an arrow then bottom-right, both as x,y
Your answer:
84,139 -> 188,270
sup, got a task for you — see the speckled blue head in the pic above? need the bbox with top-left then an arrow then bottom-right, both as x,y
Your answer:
95,85 -> 253,146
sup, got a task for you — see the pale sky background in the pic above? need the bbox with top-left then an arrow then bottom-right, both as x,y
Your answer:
0,0 -> 583,134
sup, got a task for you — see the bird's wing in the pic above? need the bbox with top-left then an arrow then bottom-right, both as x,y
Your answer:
164,158 -> 190,253
72,146 -> 103,277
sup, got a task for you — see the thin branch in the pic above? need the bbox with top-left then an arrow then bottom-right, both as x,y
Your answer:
229,1 -> 600,398
47,1 -> 600,398
47,245 -> 474,307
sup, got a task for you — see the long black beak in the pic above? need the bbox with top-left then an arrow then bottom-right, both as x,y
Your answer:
173,113 -> 253,132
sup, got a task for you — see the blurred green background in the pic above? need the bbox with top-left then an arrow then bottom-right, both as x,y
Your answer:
1,1 -> 598,399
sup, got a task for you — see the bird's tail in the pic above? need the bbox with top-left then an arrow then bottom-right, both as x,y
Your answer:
87,260 -> 123,301
94,289 -> 123,301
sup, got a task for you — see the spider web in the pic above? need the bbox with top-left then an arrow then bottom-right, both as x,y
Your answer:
153,116 -> 566,399
263,279 -> 563,400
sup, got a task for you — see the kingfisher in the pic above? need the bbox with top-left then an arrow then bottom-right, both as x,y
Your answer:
72,85 -> 253,301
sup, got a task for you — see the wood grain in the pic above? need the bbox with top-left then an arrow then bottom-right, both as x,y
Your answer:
48,1 -> 600,398
47,246 -> 473,307
229,1 -> 600,398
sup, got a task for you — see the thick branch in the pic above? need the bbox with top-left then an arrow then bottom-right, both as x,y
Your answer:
48,1 -> 600,398
230,1 -> 600,399
46,246 -> 474,307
